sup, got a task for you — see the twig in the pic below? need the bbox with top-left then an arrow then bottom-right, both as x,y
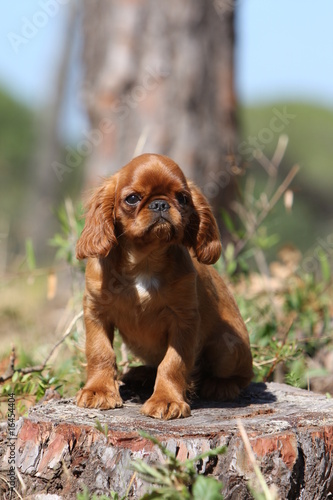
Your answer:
253,357 -> 282,368
237,420 -> 278,500
133,125 -> 150,157
253,149 -> 276,177
0,474 -> 24,500
0,310 -> 83,384
119,342 -> 130,372
271,134 -> 289,169
126,472 -> 137,497
15,468 -> 26,498
253,248 -> 282,320
43,310 -> 83,367
1,345 -> 16,380
254,134 -> 289,178
234,164 -> 300,257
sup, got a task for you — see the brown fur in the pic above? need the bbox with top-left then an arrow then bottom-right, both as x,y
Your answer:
76,153 -> 253,419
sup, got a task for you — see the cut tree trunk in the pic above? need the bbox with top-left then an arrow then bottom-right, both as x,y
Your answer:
1,382 -> 333,499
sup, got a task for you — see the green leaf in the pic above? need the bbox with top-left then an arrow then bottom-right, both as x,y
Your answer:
140,492 -> 169,499
224,243 -> 235,262
138,431 -> 176,460
192,475 -> 223,500
285,372 -> 301,388
318,249 -> 331,282
131,460 -> 171,486
221,209 -> 235,233
25,238 -> 36,270
226,260 -> 237,276
184,446 -> 226,466
238,256 -> 249,273
76,487 -> 90,500
94,419 -> 108,437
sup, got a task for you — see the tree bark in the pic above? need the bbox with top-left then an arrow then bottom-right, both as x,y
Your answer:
3,383 -> 333,499
81,0 -> 240,229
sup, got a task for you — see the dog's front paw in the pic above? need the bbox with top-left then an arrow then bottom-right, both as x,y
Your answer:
141,396 -> 191,420
76,385 -> 123,410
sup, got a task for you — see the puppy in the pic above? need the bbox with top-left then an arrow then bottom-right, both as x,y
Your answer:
76,153 -> 253,419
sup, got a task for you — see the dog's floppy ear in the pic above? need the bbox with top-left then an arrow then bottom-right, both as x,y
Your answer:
76,177 -> 118,260
185,181 -> 222,265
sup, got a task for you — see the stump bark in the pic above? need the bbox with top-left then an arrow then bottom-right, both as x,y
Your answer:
1,382 -> 333,499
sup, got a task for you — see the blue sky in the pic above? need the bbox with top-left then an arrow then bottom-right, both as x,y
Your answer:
236,0 -> 333,106
0,0 -> 69,104
0,0 -> 332,139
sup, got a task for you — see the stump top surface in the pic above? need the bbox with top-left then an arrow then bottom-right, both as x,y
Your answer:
11,383 -> 333,499
28,382 -> 333,438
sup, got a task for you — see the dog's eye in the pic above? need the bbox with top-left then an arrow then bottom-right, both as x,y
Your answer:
125,194 -> 141,206
176,193 -> 188,206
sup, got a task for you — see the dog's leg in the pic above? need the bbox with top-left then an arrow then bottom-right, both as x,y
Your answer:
141,318 -> 198,420
76,317 -> 123,409
141,347 -> 192,419
200,323 -> 253,401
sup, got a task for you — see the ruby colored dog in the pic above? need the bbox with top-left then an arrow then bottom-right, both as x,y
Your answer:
76,153 -> 253,419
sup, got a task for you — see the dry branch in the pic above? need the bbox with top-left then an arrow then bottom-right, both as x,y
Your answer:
0,310 -> 83,384
234,164 -> 300,257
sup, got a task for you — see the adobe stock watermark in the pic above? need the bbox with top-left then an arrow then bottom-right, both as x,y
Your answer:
203,106 -> 296,201
223,330 -> 243,354
238,107 -> 296,161
52,64 -> 168,182
7,0 -> 71,54
7,393 -> 16,498
301,233 -> 333,275
214,0 -> 238,17
203,162 -> 245,200
99,269 -> 132,303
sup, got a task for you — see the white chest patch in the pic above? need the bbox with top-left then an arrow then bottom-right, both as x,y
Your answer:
134,275 -> 160,301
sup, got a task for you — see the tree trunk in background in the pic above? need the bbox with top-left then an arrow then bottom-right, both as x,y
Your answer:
81,0 -> 240,231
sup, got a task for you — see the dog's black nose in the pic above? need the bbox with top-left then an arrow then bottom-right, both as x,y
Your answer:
148,199 -> 170,212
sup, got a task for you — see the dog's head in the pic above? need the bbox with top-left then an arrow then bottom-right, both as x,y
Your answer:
76,154 -> 222,264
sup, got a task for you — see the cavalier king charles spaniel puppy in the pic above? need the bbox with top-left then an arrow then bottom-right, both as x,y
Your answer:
76,153 -> 253,419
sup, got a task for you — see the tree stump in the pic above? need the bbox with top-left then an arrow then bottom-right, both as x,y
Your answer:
2,382 -> 333,499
